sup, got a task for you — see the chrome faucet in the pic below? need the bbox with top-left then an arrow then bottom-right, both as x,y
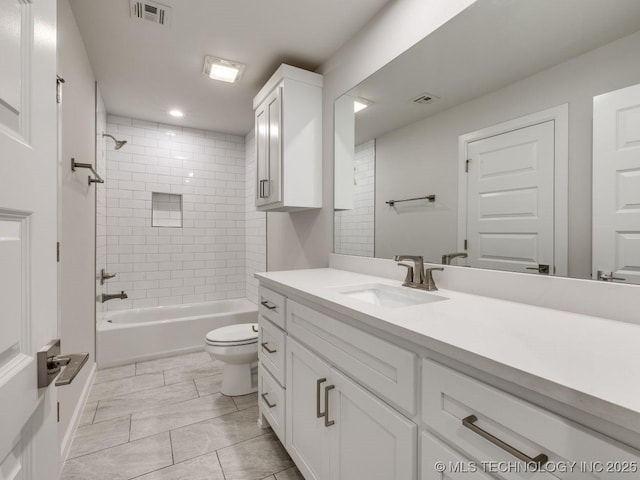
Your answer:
101,291 -> 128,303
442,252 -> 468,265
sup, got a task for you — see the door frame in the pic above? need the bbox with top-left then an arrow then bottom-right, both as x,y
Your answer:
457,104 -> 569,276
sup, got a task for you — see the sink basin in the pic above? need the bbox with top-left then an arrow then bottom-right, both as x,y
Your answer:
335,283 -> 447,308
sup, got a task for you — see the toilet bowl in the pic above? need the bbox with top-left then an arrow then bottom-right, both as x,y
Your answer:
204,323 -> 259,396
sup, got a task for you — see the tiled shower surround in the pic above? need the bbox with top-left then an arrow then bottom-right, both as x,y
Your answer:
102,115 -> 251,311
334,140 -> 375,257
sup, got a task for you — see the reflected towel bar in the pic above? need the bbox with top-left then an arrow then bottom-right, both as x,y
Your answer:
71,158 -> 104,185
386,194 -> 435,206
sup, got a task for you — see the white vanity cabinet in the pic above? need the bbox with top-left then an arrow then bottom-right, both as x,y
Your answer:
286,337 -> 417,480
257,286 -> 288,444
253,64 -> 323,212
420,359 -> 640,480
256,278 -> 640,480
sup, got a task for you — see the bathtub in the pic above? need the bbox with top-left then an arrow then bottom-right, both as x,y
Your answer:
97,298 -> 258,368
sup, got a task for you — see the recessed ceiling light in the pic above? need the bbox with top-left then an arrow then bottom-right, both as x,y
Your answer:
354,98 -> 370,113
203,56 -> 246,83
169,109 -> 184,118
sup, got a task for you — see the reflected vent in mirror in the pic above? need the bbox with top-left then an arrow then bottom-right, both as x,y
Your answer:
410,93 -> 439,105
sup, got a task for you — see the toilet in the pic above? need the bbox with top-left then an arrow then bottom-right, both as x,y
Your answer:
204,323 -> 259,396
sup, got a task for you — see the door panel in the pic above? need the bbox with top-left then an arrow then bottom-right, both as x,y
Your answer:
593,83 -> 640,284
286,338 -> 332,480
267,87 -> 282,204
330,368 -> 416,480
0,0 -> 59,477
255,105 -> 268,206
467,121 -> 554,274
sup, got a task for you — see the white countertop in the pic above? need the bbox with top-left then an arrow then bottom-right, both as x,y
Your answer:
256,268 -> 640,432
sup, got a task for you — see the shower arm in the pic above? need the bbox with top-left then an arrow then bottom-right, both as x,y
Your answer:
71,158 -> 104,185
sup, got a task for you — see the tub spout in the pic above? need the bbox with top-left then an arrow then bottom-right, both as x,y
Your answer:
102,291 -> 128,303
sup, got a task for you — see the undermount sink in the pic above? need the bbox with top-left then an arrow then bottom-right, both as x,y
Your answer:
335,283 -> 447,308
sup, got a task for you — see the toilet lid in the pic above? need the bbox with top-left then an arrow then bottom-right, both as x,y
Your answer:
206,323 -> 258,346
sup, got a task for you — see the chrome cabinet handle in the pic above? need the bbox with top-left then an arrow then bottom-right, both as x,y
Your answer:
316,378 -> 327,418
260,300 -> 277,310
261,342 -> 277,354
261,392 -> 276,408
324,385 -> 335,427
462,415 -> 548,468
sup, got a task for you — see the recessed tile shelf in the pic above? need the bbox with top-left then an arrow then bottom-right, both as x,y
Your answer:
152,192 -> 183,228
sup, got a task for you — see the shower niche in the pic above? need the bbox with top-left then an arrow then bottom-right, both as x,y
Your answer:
151,192 -> 183,228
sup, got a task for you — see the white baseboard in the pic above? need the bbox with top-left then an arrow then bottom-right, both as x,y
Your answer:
60,362 -> 97,464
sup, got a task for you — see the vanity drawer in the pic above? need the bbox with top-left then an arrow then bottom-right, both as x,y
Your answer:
259,316 -> 286,386
287,299 -> 417,415
422,359 -> 639,480
259,364 -> 285,445
259,286 -> 286,329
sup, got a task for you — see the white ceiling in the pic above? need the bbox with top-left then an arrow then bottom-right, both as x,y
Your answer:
69,0 -> 390,135
352,0 -> 640,144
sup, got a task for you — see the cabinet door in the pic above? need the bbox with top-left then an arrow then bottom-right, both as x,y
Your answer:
255,102 -> 269,206
330,368 -> 417,480
266,86 -> 283,204
286,338 -> 332,480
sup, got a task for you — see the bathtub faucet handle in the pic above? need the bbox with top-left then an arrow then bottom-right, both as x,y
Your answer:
100,269 -> 117,285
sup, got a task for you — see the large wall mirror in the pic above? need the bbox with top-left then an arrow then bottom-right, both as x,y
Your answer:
334,0 -> 640,284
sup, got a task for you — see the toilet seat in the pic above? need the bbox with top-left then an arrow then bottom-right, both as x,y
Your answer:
206,323 -> 258,347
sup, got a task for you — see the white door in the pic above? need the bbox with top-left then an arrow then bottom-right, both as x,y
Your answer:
266,86 -> 282,204
286,338 -> 332,480
466,121 -> 555,274
255,101 -> 268,206
0,0 -> 60,478
329,368 -> 416,480
593,83 -> 640,285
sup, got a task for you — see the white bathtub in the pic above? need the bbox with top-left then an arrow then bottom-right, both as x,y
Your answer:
97,298 -> 258,368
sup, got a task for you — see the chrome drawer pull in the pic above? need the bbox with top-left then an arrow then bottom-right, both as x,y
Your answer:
261,392 -> 276,408
261,342 -> 277,354
316,378 -> 327,418
324,385 -> 336,427
462,415 -> 548,468
261,300 -> 277,310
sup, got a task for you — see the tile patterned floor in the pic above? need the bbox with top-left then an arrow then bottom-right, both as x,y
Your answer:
61,352 -> 302,480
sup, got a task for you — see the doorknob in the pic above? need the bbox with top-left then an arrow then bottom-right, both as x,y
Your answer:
37,339 -> 89,388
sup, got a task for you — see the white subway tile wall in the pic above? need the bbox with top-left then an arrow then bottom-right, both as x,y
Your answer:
244,131 -> 266,304
334,140 -> 375,257
103,115 -> 246,311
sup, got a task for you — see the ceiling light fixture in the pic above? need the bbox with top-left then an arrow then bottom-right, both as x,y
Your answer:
354,98 -> 370,113
203,56 -> 246,84
169,109 -> 184,118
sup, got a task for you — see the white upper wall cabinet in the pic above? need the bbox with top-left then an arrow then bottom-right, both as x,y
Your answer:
254,64 -> 323,212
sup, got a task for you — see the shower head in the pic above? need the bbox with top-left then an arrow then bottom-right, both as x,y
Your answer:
102,133 -> 128,150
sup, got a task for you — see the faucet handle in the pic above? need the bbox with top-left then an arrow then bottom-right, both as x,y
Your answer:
423,267 -> 444,291
397,263 -> 414,286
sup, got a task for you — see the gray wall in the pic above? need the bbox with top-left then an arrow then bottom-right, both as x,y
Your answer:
266,0 -> 477,271
57,0 -> 97,450
374,31 -> 640,278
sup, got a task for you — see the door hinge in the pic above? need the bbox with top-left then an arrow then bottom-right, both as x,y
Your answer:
464,239 -> 468,250
57,402 -> 60,422
57,242 -> 60,262
56,75 -> 65,104
465,159 -> 470,173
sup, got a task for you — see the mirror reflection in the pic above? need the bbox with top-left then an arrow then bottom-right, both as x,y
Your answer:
333,0 -> 640,283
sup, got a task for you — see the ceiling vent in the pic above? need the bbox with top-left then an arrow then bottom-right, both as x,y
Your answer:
409,93 -> 439,105
130,0 -> 171,26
